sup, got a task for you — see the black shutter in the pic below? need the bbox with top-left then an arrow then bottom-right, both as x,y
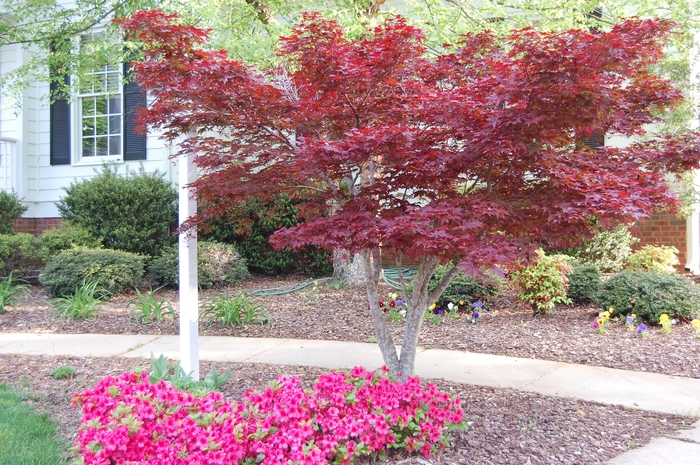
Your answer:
49,58 -> 71,165
123,62 -> 147,160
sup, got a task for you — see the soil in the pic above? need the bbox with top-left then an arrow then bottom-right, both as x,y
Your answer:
0,274 -> 699,464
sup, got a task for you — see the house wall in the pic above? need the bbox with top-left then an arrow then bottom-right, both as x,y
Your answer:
632,214 -> 688,271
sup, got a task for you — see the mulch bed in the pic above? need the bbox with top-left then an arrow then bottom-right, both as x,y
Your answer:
0,274 -> 698,463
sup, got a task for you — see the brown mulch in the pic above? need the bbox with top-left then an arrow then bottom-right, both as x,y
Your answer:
0,274 -> 699,464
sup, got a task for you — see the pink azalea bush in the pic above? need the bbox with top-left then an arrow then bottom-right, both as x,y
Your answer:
73,367 -> 465,464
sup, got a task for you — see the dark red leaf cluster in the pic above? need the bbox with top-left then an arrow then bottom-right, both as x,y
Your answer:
119,10 -> 700,272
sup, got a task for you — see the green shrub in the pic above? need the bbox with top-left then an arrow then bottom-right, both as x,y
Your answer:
511,251 -> 573,314
595,271 -> 700,322
0,190 -> 28,235
56,165 -> 177,258
150,241 -> 250,289
202,194 -> 332,276
426,264 -> 501,310
37,222 -> 101,259
566,263 -> 603,305
40,248 -> 145,297
0,233 -> 44,278
626,245 -> 679,274
564,223 -> 638,273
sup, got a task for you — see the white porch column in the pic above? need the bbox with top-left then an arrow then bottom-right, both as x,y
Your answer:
178,151 -> 199,378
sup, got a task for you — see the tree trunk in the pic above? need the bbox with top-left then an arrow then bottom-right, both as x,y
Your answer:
333,249 -> 365,285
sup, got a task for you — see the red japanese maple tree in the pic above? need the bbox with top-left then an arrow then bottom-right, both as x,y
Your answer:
120,11 -> 700,376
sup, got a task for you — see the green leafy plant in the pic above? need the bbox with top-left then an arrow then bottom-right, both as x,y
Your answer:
562,223 -> 638,273
0,190 -> 28,235
37,221 -> 101,259
51,365 -> 77,379
129,286 -> 175,324
595,271 -> 700,322
426,264 -> 501,310
56,165 -> 178,258
150,240 -> 250,289
40,248 -> 144,297
511,251 -> 574,314
149,353 -> 232,396
201,292 -> 268,327
202,193 -> 332,277
0,273 -> 29,313
51,279 -> 110,321
0,233 -> 44,278
626,245 -> 679,274
566,262 -> 603,305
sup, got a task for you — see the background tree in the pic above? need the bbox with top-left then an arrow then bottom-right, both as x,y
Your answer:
121,10 -> 700,376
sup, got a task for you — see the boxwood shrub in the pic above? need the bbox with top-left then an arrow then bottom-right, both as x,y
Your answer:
566,263 -> 602,305
37,222 -> 101,259
40,248 -> 145,297
0,190 -> 28,235
427,264 -> 501,310
0,233 -> 44,278
150,241 -> 250,289
595,271 -> 700,322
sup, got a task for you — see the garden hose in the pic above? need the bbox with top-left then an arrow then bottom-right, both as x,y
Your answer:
250,268 -> 418,296
250,277 -> 333,297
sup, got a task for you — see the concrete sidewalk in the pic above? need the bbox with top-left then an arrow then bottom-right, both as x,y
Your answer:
0,332 -> 698,463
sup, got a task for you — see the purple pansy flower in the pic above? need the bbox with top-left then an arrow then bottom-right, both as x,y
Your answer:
637,323 -> 648,334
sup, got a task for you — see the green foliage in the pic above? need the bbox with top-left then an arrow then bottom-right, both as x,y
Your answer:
426,264 -> 501,310
0,233 -> 44,278
128,286 -> 175,324
0,190 -> 28,235
563,223 -> 638,273
37,222 -> 101,259
51,279 -> 110,320
149,353 -> 232,396
0,273 -> 30,313
595,271 -> 700,322
566,263 -> 603,305
626,245 -> 679,274
56,165 -> 178,258
150,240 -> 250,289
512,251 -> 573,314
202,195 -> 332,277
51,365 -> 77,380
0,383 -> 67,464
40,248 -> 145,298
201,292 -> 268,327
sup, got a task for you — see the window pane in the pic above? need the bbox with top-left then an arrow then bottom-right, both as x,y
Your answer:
82,118 -> 95,137
82,98 -> 95,116
94,116 -> 108,136
108,96 -> 121,114
95,99 -> 107,115
96,137 -> 108,156
109,136 -> 121,156
83,139 -> 95,157
109,115 -> 120,134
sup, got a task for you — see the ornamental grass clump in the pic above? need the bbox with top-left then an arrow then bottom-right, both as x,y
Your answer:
73,367 -> 466,464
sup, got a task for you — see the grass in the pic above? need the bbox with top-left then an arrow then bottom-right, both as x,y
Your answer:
0,383 -> 67,464
201,292 -> 268,327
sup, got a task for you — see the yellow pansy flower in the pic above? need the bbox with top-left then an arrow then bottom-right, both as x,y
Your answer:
691,319 -> 700,330
430,303 -> 436,310
659,314 -> 670,323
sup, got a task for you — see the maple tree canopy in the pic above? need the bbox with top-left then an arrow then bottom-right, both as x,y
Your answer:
119,10 -> 700,376
119,10 -> 699,275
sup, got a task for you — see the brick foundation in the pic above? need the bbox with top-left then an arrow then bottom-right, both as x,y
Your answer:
13,217 -> 63,236
631,214 -> 687,271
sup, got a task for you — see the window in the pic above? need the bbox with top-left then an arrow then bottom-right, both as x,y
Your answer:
77,64 -> 123,160
49,37 -> 146,166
